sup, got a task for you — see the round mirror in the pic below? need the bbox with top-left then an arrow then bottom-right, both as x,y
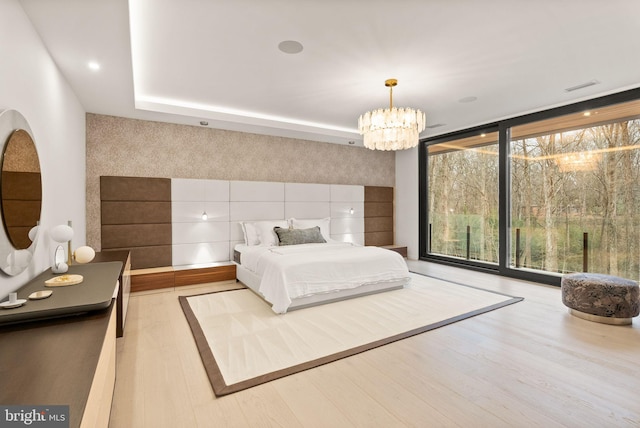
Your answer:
0,110 -> 42,276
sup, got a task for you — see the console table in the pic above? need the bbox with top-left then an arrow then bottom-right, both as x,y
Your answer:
92,250 -> 131,337
0,262 -> 122,428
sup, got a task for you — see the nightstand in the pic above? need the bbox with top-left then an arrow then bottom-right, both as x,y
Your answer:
381,245 -> 407,258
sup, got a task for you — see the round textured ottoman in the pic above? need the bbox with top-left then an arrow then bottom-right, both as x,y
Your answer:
561,273 -> 639,325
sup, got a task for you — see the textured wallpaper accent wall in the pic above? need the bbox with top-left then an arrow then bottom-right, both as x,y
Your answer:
86,114 -> 395,250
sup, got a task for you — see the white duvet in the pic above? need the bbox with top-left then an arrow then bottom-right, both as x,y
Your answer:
238,242 -> 410,313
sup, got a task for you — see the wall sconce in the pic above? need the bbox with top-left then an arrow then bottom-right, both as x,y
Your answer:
201,211 -> 208,221
349,207 -> 354,215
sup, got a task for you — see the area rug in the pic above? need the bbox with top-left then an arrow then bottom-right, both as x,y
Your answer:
179,272 -> 523,396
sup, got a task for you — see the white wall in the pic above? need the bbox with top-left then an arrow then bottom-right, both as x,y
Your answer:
0,0 -> 86,298
395,147 -> 419,260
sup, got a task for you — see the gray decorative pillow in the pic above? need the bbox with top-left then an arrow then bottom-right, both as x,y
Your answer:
274,226 -> 326,246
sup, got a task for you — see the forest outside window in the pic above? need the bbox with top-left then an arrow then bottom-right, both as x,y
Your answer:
426,131 -> 499,265
509,99 -> 640,281
421,90 -> 640,285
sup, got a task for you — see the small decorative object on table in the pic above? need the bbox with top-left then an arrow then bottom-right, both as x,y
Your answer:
45,274 -> 84,287
28,290 -> 53,300
0,292 -> 26,309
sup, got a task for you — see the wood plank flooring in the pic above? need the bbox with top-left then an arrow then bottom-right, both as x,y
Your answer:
109,262 -> 640,427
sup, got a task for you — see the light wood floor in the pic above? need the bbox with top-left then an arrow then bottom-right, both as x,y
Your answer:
109,261 -> 640,427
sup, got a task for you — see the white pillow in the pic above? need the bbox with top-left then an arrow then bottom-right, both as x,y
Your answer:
239,222 -> 260,246
255,220 -> 289,246
290,217 -> 330,241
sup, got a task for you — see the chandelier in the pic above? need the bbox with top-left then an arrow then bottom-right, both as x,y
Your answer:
358,79 -> 426,151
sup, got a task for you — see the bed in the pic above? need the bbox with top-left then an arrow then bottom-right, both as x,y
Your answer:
234,219 -> 410,313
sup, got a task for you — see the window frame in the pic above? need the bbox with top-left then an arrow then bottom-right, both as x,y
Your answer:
419,87 -> 640,286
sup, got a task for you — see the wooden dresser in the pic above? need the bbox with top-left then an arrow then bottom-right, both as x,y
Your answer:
92,250 -> 131,337
0,262 -> 121,427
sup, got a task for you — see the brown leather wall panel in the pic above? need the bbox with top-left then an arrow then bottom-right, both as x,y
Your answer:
364,186 -> 394,247
101,201 -> 172,225
100,176 -> 170,201
128,246 -> 173,270
100,176 -> 172,269
365,231 -> 395,247
364,217 -> 393,233
101,224 -> 171,248
364,202 -> 393,218
364,186 -> 394,202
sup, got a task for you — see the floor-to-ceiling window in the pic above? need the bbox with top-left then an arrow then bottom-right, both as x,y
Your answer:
420,89 -> 640,285
509,101 -> 640,281
426,130 -> 499,266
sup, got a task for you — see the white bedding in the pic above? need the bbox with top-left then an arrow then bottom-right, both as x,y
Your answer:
236,242 -> 410,313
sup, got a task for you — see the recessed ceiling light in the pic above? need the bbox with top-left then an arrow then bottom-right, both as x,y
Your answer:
278,40 -> 304,54
458,96 -> 477,103
583,112 -> 591,117
88,61 -> 101,71
480,133 -> 486,137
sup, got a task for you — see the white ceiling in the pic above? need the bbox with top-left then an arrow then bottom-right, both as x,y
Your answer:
19,0 -> 640,146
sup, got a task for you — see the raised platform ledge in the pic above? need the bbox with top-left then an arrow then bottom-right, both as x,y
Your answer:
131,261 -> 236,292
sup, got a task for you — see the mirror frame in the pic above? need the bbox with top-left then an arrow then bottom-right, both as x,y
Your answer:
0,109 -> 42,276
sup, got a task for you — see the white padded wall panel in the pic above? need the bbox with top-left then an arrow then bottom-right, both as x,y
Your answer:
173,222 -> 229,245
229,202 -> 284,221
331,233 -> 365,245
230,223 -> 245,242
285,202 -> 331,220
172,178 -> 205,202
330,185 -> 364,202
331,217 -> 364,235
172,178 -> 229,201
285,183 -> 330,201
328,185 -> 364,245
172,201 -> 230,223
172,242 -> 230,265
172,178 -> 232,266
330,215 -> 364,245
230,181 -> 284,201
205,180 -> 230,201
171,179 -> 367,267
331,201 -> 364,218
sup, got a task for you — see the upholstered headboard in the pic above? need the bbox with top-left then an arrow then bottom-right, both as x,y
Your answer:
100,176 -> 393,269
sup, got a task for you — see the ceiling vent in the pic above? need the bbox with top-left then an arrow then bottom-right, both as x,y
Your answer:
564,80 -> 600,92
